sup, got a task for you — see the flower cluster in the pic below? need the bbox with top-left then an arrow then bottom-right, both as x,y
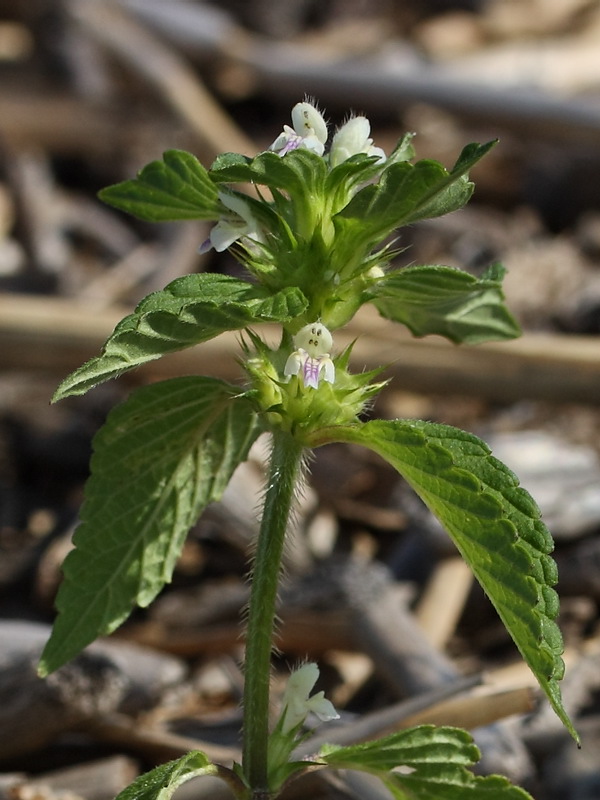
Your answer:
269,100 -> 385,166
203,101 -> 394,428
202,100 -> 386,255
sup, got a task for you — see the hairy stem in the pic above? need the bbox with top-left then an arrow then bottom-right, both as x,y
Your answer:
242,431 -> 304,794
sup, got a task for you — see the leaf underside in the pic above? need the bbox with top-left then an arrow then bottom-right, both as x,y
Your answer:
368,263 -> 521,344
39,377 -> 261,674
114,751 -> 212,800
320,725 -> 532,799
329,420 -> 577,742
53,274 -> 308,401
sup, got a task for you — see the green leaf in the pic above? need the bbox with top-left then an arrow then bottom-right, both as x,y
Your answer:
367,264 -> 521,344
53,274 -> 308,401
209,151 -> 254,180
385,131 -> 417,167
211,148 -> 327,194
39,377 -> 261,674
327,420 -> 578,742
335,141 -> 496,237
324,133 -> 416,211
405,140 -> 497,224
320,725 -> 478,772
114,752 -> 214,800
99,150 -> 223,221
320,725 -> 531,799
325,152 -> 385,199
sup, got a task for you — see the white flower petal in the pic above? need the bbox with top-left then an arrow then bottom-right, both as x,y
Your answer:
283,351 -> 303,378
280,663 -> 338,732
291,102 -> 328,144
285,663 -> 319,699
217,191 -> 254,224
335,116 -> 370,149
269,128 -> 291,152
209,221 -> 244,252
270,103 -> 328,156
321,358 -> 335,385
301,134 -> 325,156
203,192 -> 263,252
367,145 -> 386,164
307,692 -> 340,723
293,323 -> 333,358
329,115 -> 386,167
198,237 -> 213,254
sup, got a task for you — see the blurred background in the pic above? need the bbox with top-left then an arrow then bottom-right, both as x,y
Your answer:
1,2 -> 600,799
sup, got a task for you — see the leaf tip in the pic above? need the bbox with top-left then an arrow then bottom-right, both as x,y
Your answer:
36,660 -> 49,679
51,387 -> 67,404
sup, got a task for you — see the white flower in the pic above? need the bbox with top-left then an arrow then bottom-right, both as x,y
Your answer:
284,322 -> 335,389
200,191 -> 263,253
281,663 -> 339,733
329,116 -> 386,168
269,101 -> 328,157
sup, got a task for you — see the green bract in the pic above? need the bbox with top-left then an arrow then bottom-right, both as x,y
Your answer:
44,100 -> 577,800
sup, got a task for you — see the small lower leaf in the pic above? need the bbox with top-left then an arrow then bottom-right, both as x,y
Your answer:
115,752 -> 214,800
39,377 -> 261,674
320,725 -> 531,800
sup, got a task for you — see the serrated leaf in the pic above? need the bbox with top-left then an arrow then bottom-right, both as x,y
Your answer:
385,772 -> 529,800
211,148 -> 327,194
320,726 -> 478,772
367,264 -> 521,344
53,274 -> 308,401
404,140 -> 497,223
320,725 -> 531,800
99,150 -> 222,221
115,752 -> 213,800
326,420 -> 578,742
335,141 -> 496,238
325,152 -> 385,200
385,131 -> 417,167
209,151 -> 254,180
326,133 -> 417,202
39,377 -> 261,674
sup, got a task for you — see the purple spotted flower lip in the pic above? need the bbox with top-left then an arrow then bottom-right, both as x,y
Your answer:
284,322 -> 335,389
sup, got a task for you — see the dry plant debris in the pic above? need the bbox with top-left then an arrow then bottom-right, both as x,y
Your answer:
1,2 -> 600,799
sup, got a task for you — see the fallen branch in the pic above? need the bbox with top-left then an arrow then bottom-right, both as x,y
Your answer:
1,293 -> 599,404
